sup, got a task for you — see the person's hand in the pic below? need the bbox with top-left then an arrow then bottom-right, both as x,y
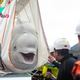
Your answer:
48,55 -> 56,63
47,72 -> 56,79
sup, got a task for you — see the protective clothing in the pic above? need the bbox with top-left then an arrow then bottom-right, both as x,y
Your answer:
54,38 -> 70,50
75,24 -> 80,35
49,46 -> 54,53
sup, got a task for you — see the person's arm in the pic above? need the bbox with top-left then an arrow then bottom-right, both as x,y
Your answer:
48,55 -> 60,68
47,72 -> 57,80
52,61 -> 60,69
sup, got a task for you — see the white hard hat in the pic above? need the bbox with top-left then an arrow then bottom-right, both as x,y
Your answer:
75,24 -> 80,35
49,46 -> 54,53
53,38 -> 70,50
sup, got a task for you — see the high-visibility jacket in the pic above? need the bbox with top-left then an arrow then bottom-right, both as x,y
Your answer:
37,63 -> 59,78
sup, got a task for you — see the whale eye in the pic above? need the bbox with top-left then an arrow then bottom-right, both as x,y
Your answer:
13,45 -> 17,51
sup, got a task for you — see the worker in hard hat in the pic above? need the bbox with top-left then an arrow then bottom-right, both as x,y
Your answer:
48,46 -> 60,69
41,46 -> 59,80
75,23 -> 80,46
31,46 -> 59,80
48,38 -> 78,80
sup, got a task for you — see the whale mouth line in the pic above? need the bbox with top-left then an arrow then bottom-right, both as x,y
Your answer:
20,52 -> 35,63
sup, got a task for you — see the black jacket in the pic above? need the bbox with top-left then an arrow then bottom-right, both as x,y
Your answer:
53,54 -> 78,80
52,61 -> 60,69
